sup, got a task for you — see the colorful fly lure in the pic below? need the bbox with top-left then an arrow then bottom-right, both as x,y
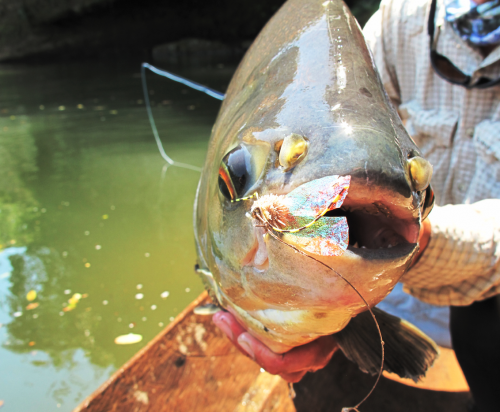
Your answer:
250,175 -> 351,256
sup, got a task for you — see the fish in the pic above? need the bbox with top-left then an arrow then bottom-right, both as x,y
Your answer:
193,0 -> 438,384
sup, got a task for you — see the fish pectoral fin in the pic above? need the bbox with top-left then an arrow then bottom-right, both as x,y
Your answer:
334,307 -> 439,382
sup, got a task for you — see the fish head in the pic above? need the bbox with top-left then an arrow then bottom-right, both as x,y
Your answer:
194,0 -> 434,353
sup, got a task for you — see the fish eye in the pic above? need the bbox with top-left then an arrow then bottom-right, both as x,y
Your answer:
218,145 -> 252,201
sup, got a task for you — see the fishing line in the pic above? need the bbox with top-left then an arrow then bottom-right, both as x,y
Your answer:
252,208 -> 385,412
141,63 -> 225,172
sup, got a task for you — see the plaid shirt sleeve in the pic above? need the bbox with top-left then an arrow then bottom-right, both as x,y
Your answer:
402,201 -> 500,306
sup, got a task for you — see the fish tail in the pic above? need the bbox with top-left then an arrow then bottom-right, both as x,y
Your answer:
334,307 -> 439,382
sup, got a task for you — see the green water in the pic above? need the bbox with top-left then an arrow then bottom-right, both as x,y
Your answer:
0,59 -> 232,411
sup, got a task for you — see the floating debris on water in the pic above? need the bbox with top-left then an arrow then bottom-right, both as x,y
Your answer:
151,305 -> 157,310
142,317 -> 147,322
114,333 -> 142,345
85,263 -> 91,268
26,303 -> 39,310
59,312 -> 64,316
102,214 -> 108,220
26,290 -> 37,301
29,341 -> 35,346
169,317 -> 175,322
159,322 -> 164,327
109,110 -> 118,115
110,205 -> 115,210
62,251 -> 68,257
68,293 -> 82,305
77,104 -> 84,109
58,106 -> 65,111
95,245 -> 101,250
135,293 -> 144,300
185,288 -> 191,293
145,253 -> 150,257
84,231 -> 90,236
64,289 -> 71,295
13,312 -> 22,318
39,105 -> 45,110
102,300 -> 108,305
129,323 -> 135,329
33,314 -> 38,319
63,293 -> 83,312
161,291 -> 169,299
136,284 -> 143,290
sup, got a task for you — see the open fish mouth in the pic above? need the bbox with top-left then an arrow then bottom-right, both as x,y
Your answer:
329,202 -> 419,251
242,182 -> 419,270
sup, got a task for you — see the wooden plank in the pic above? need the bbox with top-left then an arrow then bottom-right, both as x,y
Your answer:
75,292 -> 471,412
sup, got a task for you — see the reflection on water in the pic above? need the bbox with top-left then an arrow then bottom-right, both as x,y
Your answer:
0,59 -> 232,411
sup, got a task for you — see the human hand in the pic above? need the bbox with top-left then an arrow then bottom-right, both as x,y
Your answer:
213,311 -> 338,383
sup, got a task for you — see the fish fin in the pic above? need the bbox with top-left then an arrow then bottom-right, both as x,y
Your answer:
334,307 -> 439,382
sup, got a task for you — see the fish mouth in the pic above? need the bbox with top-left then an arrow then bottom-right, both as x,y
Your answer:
242,195 -> 419,268
326,201 -> 418,252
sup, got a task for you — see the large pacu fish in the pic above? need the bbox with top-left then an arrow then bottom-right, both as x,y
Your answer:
194,0 -> 437,380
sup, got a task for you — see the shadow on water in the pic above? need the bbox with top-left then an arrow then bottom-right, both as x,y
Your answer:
0,58 -> 235,411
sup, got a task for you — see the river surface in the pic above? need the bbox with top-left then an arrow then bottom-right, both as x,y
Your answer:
0,58 -> 234,411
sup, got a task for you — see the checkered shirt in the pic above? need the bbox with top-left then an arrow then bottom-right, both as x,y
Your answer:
363,0 -> 500,306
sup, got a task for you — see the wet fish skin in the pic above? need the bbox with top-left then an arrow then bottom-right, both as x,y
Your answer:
194,0 -> 436,379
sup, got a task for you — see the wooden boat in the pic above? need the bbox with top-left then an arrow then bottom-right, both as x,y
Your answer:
74,291 -> 471,412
